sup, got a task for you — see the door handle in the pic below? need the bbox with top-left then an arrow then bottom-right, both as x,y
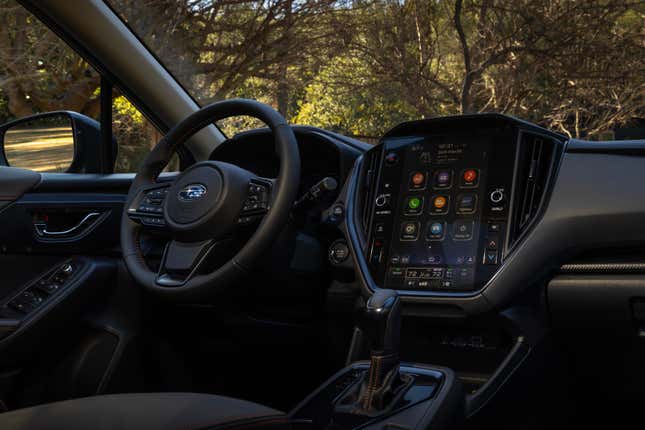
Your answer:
34,212 -> 102,238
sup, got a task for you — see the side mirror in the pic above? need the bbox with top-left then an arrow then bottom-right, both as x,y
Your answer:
0,111 -> 115,173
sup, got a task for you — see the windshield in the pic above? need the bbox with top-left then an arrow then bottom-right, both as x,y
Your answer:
108,0 -> 644,141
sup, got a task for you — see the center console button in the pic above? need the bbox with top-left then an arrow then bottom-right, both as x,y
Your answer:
375,194 -> 390,208
403,196 -> 424,215
429,195 -> 450,215
484,249 -> 499,265
460,169 -> 479,187
404,279 -> 418,288
400,222 -> 420,241
374,223 -> 386,237
488,222 -> 502,233
433,170 -> 453,189
452,220 -> 474,241
409,171 -> 427,190
490,188 -> 505,204
456,193 -> 477,214
426,221 -> 446,241
385,152 -> 399,165
389,267 -> 404,278
329,240 -> 350,265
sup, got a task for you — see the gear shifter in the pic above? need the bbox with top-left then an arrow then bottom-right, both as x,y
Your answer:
361,289 -> 401,355
335,289 -> 411,416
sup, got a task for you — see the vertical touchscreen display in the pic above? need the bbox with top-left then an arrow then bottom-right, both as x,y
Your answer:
385,138 -> 489,290
368,132 -> 512,293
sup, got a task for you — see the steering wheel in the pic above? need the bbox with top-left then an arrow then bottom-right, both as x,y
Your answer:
121,99 -> 301,300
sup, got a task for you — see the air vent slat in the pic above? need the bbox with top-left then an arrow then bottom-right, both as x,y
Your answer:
360,148 -> 381,235
511,133 -> 557,246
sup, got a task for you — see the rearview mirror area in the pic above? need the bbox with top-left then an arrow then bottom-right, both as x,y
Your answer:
2,113 -> 74,172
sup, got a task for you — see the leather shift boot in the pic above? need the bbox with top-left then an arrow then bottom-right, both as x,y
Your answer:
334,353 -> 412,417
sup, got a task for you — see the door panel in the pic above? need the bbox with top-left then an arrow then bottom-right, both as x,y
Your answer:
0,169 -> 133,407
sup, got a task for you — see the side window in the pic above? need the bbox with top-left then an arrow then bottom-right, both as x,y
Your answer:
112,91 -> 178,173
0,1 -> 171,174
0,1 -> 100,172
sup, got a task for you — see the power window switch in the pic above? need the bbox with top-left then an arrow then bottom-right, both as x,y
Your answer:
9,299 -> 31,314
37,281 -> 61,295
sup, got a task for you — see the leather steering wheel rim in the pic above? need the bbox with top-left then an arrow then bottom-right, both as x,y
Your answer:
120,99 -> 301,300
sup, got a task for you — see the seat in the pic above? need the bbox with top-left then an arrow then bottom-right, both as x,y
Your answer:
0,392 -> 287,430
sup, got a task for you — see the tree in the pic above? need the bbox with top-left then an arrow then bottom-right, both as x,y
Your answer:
0,1 -> 100,119
332,0 -> 644,138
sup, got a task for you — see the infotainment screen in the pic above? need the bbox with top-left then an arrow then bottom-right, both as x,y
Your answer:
367,132 -> 515,293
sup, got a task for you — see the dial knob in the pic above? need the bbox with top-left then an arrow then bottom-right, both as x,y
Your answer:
490,188 -> 505,204
375,194 -> 389,207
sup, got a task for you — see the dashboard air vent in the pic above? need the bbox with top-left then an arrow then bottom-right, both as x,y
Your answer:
510,132 -> 558,245
359,147 -> 381,236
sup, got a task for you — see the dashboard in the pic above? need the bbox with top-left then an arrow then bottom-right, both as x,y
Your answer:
209,127 -> 362,204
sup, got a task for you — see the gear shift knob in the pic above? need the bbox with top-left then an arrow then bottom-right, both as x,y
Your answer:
333,289 -> 405,415
360,289 -> 401,355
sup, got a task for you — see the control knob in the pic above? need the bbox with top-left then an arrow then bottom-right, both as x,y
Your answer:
375,194 -> 390,208
490,188 -> 505,205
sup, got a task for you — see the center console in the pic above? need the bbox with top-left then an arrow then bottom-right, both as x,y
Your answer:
289,290 -> 464,430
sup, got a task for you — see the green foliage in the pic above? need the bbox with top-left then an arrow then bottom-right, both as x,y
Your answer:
294,56 -> 418,138
0,0 -> 643,164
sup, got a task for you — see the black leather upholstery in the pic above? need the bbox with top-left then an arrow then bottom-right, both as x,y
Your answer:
0,392 -> 286,430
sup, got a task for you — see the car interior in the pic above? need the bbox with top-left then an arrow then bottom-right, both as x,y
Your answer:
0,0 -> 644,429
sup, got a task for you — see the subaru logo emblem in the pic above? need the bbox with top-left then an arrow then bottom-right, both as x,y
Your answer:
178,184 -> 207,201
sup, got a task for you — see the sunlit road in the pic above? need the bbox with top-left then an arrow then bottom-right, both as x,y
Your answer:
4,127 -> 74,172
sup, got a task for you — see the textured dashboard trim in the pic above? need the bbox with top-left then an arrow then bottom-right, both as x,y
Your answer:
559,263 -> 645,273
